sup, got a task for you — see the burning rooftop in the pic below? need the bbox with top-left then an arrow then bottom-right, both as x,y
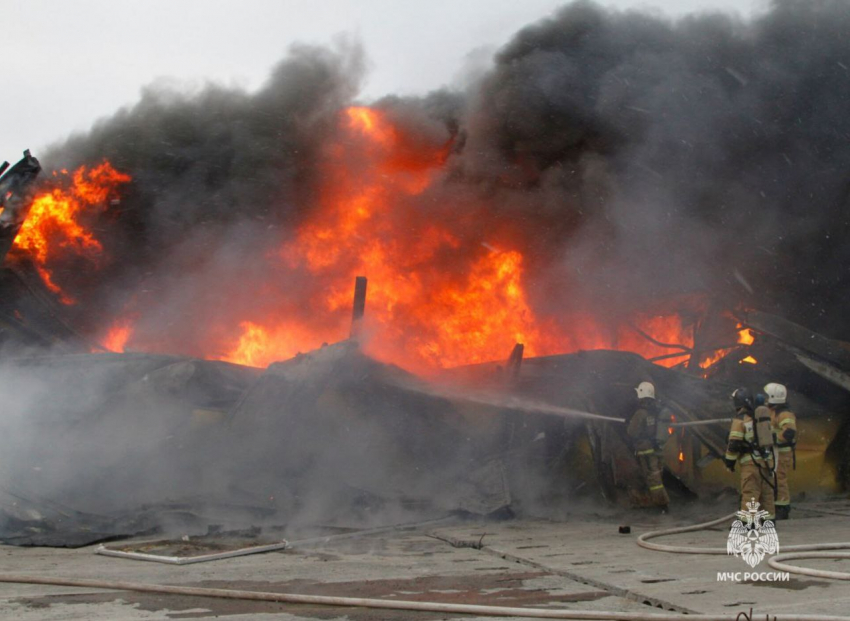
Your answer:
0,111 -> 769,375
5,3 -> 850,374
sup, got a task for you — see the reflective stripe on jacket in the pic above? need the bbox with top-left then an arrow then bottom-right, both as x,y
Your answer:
772,407 -> 797,453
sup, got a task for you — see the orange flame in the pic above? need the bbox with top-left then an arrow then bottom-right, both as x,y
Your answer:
224,106 -> 548,370
738,328 -> 755,345
227,322 -> 273,368
223,321 -> 329,368
697,325 -> 757,370
736,328 -> 757,364
14,162 -> 130,303
217,107 -> 707,373
698,349 -> 727,369
103,320 -> 133,353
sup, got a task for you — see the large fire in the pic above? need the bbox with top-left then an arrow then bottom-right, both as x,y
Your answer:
14,109 -> 752,374
215,106 -> 549,370
12,162 -> 130,304
215,106 -> 709,372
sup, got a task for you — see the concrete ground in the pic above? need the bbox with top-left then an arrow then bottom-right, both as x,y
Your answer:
1,499 -> 850,620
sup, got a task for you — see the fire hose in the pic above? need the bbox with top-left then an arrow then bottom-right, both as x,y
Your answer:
1,573 -> 850,621
637,512 -> 850,581
669,418 -> 732,427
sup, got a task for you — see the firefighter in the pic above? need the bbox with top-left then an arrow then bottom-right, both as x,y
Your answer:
765,382 -> 796,520
724,387 -> 776,521
626,381 -> 670,512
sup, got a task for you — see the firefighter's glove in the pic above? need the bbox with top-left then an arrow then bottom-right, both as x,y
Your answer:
723,457 -> 736,472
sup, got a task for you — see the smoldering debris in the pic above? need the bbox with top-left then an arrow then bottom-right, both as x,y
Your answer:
0,266 -> 91,354
0,353 -> 261,546
0,342 -> 573,547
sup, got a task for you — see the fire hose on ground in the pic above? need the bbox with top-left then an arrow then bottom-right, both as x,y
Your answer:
0,515 -> 849,619
637,512 -> 850,581
1,573 -> 850,621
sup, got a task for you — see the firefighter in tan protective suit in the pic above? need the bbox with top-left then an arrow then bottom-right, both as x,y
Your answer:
724,387 -> 776,521
765,382 -> 796,520
626,382 -> 670,512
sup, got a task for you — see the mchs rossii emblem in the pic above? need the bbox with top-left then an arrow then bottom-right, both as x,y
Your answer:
727,498 -> 779,568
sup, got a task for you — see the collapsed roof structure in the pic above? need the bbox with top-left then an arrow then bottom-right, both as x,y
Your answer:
2,263 -> 849,547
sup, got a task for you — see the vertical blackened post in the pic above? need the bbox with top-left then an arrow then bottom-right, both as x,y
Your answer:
687,302 -> 721,373
350,276 -> 368,339
507,342 -> 524,378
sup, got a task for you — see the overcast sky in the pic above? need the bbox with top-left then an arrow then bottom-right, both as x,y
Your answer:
3,0 -> 765,162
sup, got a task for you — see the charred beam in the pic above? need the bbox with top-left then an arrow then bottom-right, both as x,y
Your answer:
349,276 -> 368,339
0,150 -> 42,265
625,322 -> 691,352
743,309 -> 850,371
771,339 -> 850,394
794,354 -> 850,393
688,302 -> 723,372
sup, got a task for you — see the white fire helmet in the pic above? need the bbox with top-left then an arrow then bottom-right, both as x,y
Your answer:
635,381 -> 656,400
764,382 -> 787,405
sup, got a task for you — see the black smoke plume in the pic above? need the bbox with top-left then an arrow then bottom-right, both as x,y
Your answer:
39,0 -> 850,351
